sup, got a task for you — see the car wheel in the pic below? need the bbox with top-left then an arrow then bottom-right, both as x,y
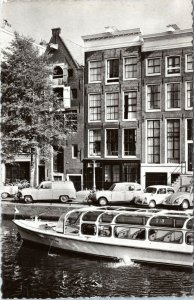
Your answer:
180,200 -> 189,210
60,195 -> 69,203
98,197 -> 108,206
1,192 -> 9,199
24,195 -> 33,203
149,200 -> 156,208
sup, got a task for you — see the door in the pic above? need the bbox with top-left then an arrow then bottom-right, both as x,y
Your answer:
125,184 -> 135,202
37,182 -> 52,201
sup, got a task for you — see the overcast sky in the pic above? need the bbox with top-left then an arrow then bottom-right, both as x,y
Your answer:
1,0 -> 193,46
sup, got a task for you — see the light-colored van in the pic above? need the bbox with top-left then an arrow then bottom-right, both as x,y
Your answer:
19,181 -> 76,203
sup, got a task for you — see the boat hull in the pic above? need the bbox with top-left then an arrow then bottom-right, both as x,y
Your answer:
14,220 -> 193,268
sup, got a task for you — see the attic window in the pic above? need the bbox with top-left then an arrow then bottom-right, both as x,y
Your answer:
68,69 -> 73,77
53,66 -> 63,79
71,88 -> 77,99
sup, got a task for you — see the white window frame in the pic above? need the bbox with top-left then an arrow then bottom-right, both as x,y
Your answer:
88,129 -> 101,158
185,81 -> 193,110
88,60 -> 102,83
88,93 -> 101,123
122,128 -> 137,158
185,54 -> 193,72
146,84 -> 161,112
146,57 -> 161,76
185,119 -> 193,173
165,118 -> 181,165
165,55 -> 181,77
123,56 -> 137,80
105,58 -> 119,85
165,82 -> 181,111
105,92 -> 119,122
146,120 -> 161,164
122,90 -> 138,121
105,128 -> 119,157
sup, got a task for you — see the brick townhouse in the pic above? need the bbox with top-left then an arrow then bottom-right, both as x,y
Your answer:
141,26 -> 193,188
45,28 -> 84,190
82,25 -> 193,190
82,27 -> 143,190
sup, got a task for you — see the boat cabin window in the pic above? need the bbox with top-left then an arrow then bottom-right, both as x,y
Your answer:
186,218 -> 193,229
115,226 -> 146,240
148,229 -> 183,244
66,211 -> 82,226
99,213 -> 117,223
149,216 -> 187,228
81,223 -> 96,236
98,225 -> 112,237
82,211 -> 103,222
186,232 -> 193,245
115,214 -> 148,225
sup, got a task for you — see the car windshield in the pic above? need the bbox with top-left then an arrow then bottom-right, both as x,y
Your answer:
109,184 -> 125,191
179,186 -> 191,193
145,187 -> 157,194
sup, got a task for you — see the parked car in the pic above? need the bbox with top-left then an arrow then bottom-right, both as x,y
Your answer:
17,180 -> 76,203
162,185 -> 193,210
1,185 -> 19,199
87,182 -> 143,206
134,185 -> 175,208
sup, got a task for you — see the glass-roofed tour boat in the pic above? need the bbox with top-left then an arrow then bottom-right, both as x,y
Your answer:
13,207 -> 193,267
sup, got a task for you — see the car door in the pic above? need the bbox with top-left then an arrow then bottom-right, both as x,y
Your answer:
111,185 -> 126,203
125,184 -> 135,203
156,188 -> 167,204
37,182 -> 52,201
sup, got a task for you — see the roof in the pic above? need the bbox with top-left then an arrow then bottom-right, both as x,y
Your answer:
82,28 -> 141,41
59,36 -> 84,67
142,28 -> 192,40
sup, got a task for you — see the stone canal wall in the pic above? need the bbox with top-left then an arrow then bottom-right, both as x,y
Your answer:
1,202 -> 84,220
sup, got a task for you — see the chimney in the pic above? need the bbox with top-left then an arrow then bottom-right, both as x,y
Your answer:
52,28 -> 61,36
166,24 -> 180,33
104,26 -> 118,34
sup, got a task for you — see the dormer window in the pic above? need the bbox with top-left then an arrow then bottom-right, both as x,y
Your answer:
106,59 -> 119,84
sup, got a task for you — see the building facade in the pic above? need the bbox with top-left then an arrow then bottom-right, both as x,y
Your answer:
44,28 -> 84,190
82,26 -> 193,190
141,28 -> 193,188
82,28 -> 143,190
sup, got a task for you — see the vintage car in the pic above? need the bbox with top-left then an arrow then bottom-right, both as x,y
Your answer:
1,185 -> 19,199
17,180 -> 76,203
162,185 -> 193,210
134,185 -> 175,208
87,182 -> 143,206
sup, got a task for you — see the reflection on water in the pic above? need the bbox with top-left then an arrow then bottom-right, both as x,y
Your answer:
1,220 -> 193,298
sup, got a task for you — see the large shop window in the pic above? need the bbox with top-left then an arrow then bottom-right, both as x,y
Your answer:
106,59 -> 119,83
106,129 -> 118,156
147,84 -> 161,110
124,129 -> 136,156
106,92 -> 119,120
89,94 -> 101,121
89,60 -> 102,82
147,120 -> 160,164
166,83 -> 180,109
124,91 -> 137,120
167,119 -> 180,163
89,130 -> 101,156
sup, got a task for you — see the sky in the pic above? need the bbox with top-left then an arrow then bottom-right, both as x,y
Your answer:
1,0 -> 193,46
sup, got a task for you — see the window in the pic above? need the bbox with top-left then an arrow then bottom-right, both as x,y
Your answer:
106,59 -> 119,83
53,66 -> 63,79
89,94 -> 101,121
89,61 -> 102,82
98,225 -> 112,237
124,91 -> 137,120
124,129 -> 136,156
112,165 -> 120,181
124,57 -> 137,79
72,144 -> 78,158
68,69 -> 73,77
106,92 -> 119,120
147,120 -> 160,164
147,58 -> 161,75
166,83 -> 180,109
167,120 -> 180,163
106,129 -> 118,156
64,110 -> 77,132
53,146 -> 64,173
186,81 -> 192,109
148,229 -> 183,244
115,226 -> 146,240
187,119 -> 192,172
71,89 -> 77,99
166,56 -> 180,76
147,85 -> 161,110
53,87 -> 64,108
89,130 -> 101,156
185,54 -> 193,72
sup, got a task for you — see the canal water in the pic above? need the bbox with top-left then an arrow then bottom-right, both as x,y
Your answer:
1,219 -> 193,298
